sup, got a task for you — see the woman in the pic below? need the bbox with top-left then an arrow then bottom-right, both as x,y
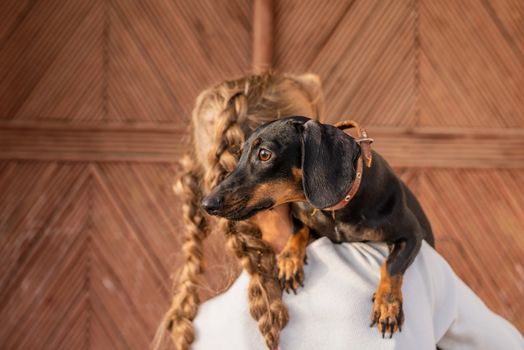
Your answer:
157,72 -> 523,350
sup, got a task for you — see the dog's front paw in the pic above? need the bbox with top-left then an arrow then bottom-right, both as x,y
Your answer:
370,289 -> 404,338
277,249 -> 306,294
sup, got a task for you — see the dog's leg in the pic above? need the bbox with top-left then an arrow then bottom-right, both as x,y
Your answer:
370,235 -> 421,338
277,225 -> 310,294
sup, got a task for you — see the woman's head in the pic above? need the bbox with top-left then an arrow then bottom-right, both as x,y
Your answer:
161,72 -> 323,350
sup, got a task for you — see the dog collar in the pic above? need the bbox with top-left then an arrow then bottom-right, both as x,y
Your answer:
323,156 -> 364,211
322,120 -> 373,212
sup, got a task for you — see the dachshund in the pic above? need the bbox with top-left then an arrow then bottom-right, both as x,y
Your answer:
201,116 -> 434,338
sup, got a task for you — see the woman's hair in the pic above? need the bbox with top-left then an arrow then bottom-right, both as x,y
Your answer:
154,72 -> 323,350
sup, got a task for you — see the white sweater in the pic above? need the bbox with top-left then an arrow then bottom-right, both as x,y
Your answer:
192,238 -> 524,350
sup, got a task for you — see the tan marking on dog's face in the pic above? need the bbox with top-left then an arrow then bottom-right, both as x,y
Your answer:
246,180 -> 305,208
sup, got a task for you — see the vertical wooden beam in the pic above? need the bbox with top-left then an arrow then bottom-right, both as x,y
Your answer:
253,0 -> 273,72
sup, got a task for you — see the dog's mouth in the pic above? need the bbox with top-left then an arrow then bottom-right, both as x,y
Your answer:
212,198 -> 275,221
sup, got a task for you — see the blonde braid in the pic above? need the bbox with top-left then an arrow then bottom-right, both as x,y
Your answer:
205,91 -> 247,187
153,153 -> 208,350
207,91 -> 289,349
227,221 -> 288,349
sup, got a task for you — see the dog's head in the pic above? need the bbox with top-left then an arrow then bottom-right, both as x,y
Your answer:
201,116 -> 361,220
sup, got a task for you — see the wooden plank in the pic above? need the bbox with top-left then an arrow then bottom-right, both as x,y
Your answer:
0,122 -> 522,167
253,0 -> 273,72
0,122 -> 187,162
367,126 -> 524,168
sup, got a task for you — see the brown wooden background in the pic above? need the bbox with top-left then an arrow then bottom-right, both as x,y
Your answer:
1,0 -> 523,349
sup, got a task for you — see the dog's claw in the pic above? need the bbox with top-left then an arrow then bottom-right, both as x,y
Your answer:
370,311 -> 378,327
389,321 -> 395,338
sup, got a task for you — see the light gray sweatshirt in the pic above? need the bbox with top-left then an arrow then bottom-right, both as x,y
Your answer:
193,237 -> 524,350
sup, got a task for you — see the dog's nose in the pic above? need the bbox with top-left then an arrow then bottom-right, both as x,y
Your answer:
201,195 -> 223,214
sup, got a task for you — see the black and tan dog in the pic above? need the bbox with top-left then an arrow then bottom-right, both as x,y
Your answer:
202,116 -> 434,338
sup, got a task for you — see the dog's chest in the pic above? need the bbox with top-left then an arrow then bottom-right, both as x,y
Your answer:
292,203 -> 384,243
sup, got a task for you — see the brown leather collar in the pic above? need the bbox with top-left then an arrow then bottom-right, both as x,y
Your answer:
323,120 -> 373,212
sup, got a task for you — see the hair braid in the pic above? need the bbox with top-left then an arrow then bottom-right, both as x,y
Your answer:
154,154 -> 208,350
205,91 -> 247,188
207,91 -> 289,349
227,221 -> 288,349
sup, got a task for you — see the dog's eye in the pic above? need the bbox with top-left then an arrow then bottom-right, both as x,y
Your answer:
258,148 -> 272,161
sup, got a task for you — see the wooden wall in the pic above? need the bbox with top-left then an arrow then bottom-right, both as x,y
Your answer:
1,0 -> 523,348
0,0 -> 250,348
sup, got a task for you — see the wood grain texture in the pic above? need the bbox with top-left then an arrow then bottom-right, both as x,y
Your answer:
0,0 -> 251,123
275,0 -> 418,126
0,122 -> 188,162
367,126 -> 524,168
415,168 -> 524,331
419,0 -> 524,128
253,0 -> 273,72
1,122 -> 523,168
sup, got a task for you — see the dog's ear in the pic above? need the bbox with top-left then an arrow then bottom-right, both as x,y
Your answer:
300,120 -> 360,209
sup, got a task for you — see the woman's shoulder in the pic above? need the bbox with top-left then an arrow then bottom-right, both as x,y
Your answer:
193,238 -> 441,349
194,237 -> 393,318
191,239 -> 385,349
193,238 -> 524,349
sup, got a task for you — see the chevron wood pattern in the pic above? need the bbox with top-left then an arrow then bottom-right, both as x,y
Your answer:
418,169 -> 524,330
0,162 -> 170,348
419,0 -> 524,128
275,0 -> 418,126
0,0 -> 251,123
0,161 -> 236,349
1,0 -> 523,349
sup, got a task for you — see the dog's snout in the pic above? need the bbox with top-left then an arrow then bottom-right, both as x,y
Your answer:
201,195 -> 223,214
